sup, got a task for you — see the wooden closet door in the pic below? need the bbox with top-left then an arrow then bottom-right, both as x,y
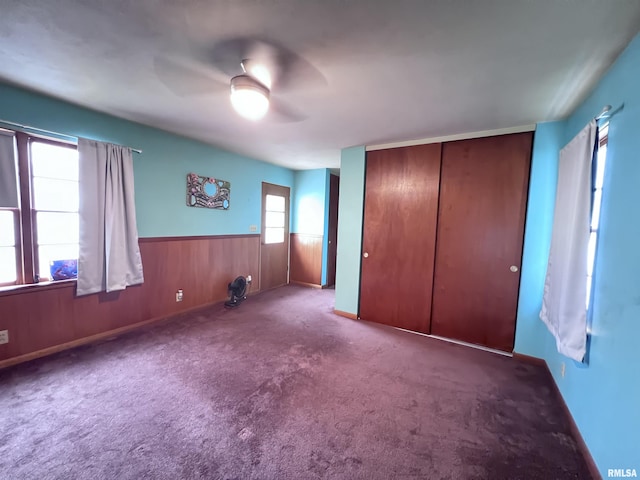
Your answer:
359,144 -> 441,333
431,132 -> 532,352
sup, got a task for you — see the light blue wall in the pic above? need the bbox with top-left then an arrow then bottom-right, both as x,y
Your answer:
291,169 -> 327,235
291,168 -> 330,284
515,33 -> 640,476
514,121 -> 564,357
334,146 -> 365,314
0,83 -> 294,237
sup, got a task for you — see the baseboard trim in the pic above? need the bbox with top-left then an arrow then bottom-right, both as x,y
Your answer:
290,281 -> 323,289
545,365 -> 602,480
0,300 -> 224,371
512,352 -> 547,367
390,329 -> 512,357
425,333 -> 513,357
333,309 -> 358,320
513,353 -> 602,480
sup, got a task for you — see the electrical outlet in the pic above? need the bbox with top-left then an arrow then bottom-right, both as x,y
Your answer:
560,362 -> 566,378
249,225 -> 257,232
247,275 -> 252,284
176,289 -> 183,302
0,330 -> 8,345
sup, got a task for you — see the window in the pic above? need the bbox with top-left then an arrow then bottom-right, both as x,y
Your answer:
264,194 -> 286,244
0,131 -> 78,286
587,123 -> 608,308
31,141 -> 79,280
0,210 -> 17,283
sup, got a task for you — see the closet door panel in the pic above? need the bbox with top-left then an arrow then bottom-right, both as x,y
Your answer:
431,132 -> 532,351
359,144 -> 441,333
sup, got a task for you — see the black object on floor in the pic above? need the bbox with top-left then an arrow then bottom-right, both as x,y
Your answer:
224,275 -> 247,308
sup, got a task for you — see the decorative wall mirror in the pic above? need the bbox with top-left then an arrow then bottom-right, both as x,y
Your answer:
186,172 -> 230,210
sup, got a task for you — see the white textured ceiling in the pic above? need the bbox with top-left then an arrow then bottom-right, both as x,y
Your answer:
1,1 -> 639,170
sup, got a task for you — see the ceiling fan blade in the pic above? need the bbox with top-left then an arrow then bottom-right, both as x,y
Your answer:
153,56 -> 226,97
268,98 -> 308,123
209,37 -> 327,92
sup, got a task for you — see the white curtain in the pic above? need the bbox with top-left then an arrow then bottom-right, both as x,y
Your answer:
0,131 -> 19,208
540,120 -> 597,362
77,139 -> 144,296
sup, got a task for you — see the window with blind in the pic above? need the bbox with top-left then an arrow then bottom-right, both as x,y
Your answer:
0,131 -> 79,286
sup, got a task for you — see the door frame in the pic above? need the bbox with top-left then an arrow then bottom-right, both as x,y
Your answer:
326,173 -> 340,287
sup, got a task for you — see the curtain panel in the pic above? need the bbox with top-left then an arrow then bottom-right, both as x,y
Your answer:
540,120 -> 597,362
77,139 -> 144,296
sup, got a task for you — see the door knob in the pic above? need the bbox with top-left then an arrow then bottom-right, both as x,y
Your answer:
510,265 -> 519,272
363,252 -> 369,258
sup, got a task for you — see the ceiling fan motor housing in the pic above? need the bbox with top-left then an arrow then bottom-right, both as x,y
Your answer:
230,74 -> 270,97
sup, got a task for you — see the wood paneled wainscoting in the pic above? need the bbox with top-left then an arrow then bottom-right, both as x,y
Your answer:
0,234 -> 260,368
289,233 -> 323,287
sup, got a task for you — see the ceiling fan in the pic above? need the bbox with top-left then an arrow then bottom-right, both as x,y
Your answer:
154,37 -> 326,122
230,59 -> 274,121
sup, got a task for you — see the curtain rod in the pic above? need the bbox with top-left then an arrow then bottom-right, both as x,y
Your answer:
594,103 -> 624,122
0,119 -> 142,154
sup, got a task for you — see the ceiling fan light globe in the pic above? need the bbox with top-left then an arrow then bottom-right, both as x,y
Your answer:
230,75 -> 270,121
